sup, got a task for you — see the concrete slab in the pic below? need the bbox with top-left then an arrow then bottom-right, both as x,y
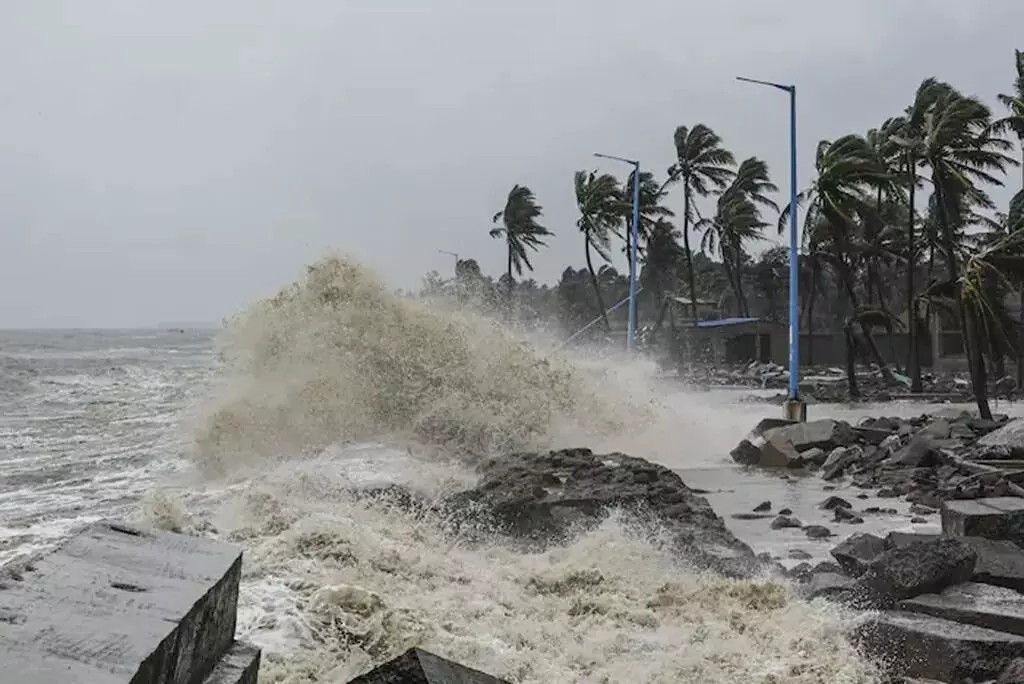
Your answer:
942,497 -> 1024,545
901,582 -> 1024,637
0,521 -> 243,684
854,611 -> 1024,682
201,642 -> 261,684
347,648 -> 510,684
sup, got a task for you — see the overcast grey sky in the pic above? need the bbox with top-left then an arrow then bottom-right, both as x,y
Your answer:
1,1 -> 1022,328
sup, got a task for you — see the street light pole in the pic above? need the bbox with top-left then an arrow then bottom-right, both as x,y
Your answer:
594,152 -> 640,353
736,76 -> 805,422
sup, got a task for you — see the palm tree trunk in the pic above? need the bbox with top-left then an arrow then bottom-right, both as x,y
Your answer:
806,274 -> 817,366
506,245 -> 514,318
840,262 -> 895,383
964,301 -> 992,419
906,164 -> 922,392
733,242 -> 749,316
1018,148 -> 1024,390
720,254 -> 742,317
682,186 -> 699,322
584,238 -> 611,332
844,325 -> 861,399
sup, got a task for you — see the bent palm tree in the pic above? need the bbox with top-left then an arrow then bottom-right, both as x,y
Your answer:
490,185 -> 552,313
574,170 -> 624,330
780,134 -> 898,384
993,49 -> 1024,386
668,124 -> 736,321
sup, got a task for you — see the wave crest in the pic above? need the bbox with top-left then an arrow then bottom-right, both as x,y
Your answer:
192,255 -> 654,473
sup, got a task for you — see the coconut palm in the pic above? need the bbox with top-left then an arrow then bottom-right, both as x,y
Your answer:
915,83 -> 1018,404
574,170 -> 624,330
780,134 -> 898,384
490,184 -> 552,311
993,49 -> 1024,386
699,157 -> 778,315
667,124 -> 736,321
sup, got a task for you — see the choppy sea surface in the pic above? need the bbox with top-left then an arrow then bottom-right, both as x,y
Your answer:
4,319 -> 1016,683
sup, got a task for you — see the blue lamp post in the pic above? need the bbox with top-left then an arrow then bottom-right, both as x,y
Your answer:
736,76 -> 805,421
594,152 -> 640,353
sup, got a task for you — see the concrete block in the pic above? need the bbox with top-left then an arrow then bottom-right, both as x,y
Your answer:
942,497 -> 1024,545
854,611 -> 1024,682
0,521 -> 243,684
347,648 -> 510,683
901,582 -> 1024,637
201,642 -> 261,684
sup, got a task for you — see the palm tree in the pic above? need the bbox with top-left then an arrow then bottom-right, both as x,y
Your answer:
993,49 -> 1024,387
490,185 -> 552,312
698,157 -> 778,315
917,83 -> 1018,406
668,124 -> 736,321
574,171 -> 624,330
780,134 -> 898,384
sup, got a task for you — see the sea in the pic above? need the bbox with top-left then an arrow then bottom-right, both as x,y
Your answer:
1,255 -> 1009,684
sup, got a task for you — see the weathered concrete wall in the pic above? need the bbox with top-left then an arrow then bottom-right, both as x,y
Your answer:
0,521 -> 260,683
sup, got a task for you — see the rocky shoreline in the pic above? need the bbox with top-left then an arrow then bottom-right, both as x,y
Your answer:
729,412 -> 1024,683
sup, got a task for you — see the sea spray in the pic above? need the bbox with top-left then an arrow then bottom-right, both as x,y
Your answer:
192,255 -> 656,475
173,255 -> 882,682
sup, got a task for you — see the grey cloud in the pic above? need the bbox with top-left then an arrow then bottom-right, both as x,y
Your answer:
1,0 -> 1021,327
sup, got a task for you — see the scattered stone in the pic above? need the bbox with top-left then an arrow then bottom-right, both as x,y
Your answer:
858,537 -> 977,600
788,549 -> 813,560
753,501 -> 772,512
942,498 -> 1024,546
831,533 -> 888,577
758,433 -> 806,468
805,525 -> 833,539
786,562 -> 814,582
910,504 -> 937,516
834,507 -> 864,524
822,446 -> 862,481
778,508 -> 793,515
770,515 -> 803,530
347,648 -> 511,684
878,488 -> 900,498
821,496 -> 852,510
854,611 -> 1024,682
729,439 -> 761,466
911,517 -> 928,524
901,582 -> 1024,637
813,560 -> 844,574
856,493 -> 870,499
801,447 -> 827,466
731,513 -> 773,520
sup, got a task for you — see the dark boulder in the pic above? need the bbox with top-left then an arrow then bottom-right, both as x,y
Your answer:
442,448 -> 759,578
858,537 -> 978,600
347,648 -> 510,683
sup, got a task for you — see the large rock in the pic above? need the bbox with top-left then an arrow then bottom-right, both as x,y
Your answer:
942,497 -> 1024,546
763,418 -> 858,452
901,582 -> 1024,637
347,648 -> 510,683
858,537 -> 977,600
443,448 -> 759,577
854,611 -> 1024,682
0,521 -> 246,684
887,532 -> 1024,594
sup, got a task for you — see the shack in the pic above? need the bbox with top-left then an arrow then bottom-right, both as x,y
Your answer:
690,317 -> 788,365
